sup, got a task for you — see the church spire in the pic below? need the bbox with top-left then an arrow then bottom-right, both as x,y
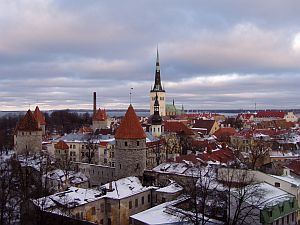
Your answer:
152,47 -> 164,92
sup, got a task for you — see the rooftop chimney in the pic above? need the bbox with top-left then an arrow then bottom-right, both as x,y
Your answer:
93,92 -> 96,116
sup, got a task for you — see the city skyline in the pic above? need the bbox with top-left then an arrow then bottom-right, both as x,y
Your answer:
1,0 -> 300,110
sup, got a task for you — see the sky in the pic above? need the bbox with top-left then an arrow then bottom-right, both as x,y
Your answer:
1,0 -> 300,111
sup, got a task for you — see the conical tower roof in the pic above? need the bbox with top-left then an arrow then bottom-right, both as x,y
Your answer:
115,105 -> 146,139
16,110 -> 41,131
34,106 -> 46,125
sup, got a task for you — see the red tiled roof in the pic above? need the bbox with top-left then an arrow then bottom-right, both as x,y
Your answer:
174,148 -> 235,165
55,140 -> 69,150
286,160 -> 300,176
255,111 -> 285,118
33,106 -> 46,125
78,127 -> 93,133
16,110 -> 41,132
193,119 -> 216,132
213,127 -> 236,137
115,104 -> 146,139
164,121 -> 194,135
93,108 -> 107,121
199,148 -> 235,164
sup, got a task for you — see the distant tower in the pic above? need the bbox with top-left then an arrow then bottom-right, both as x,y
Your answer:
92,108 -> 110,132
115,105 -> 147,179
150,48 -> 166,116
150,92 -> 163,137
34,106 -> 46,135
14,110 -> 42,154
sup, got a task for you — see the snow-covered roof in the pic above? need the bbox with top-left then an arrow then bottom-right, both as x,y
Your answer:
131,198 -> 223,225
153,163 -> 189,175
130,199 -> 189,225
156,182 -> 183,194
271,175 -> 300,187
246,182 -> 294,209
269,151 -> 299,158
44,169 -> 88,184
34,186 -> 103,209
102,176 -> 154,199
56,133 -> 114,144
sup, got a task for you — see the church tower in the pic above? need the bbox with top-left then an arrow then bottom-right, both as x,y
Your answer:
150,48 -> 166,116
150,92 -> 163,137
115,104 -> 147,179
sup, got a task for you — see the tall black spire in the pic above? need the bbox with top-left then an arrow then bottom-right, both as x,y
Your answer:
151,47 -> 165,92
152,92 -> 162,124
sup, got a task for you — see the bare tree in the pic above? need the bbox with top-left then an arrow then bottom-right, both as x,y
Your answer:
217,168 -> 265,225
248,139 -> 271,169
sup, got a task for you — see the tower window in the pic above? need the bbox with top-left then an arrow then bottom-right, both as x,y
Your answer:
125,141 -> 128,146
119,164 -> 121,169
160,97 -> 164,100
137,141 -> 139,146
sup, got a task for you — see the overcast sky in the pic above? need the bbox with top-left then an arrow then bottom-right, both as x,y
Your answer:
1,0 -> 300,111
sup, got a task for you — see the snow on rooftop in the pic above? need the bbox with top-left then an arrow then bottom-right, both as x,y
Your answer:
246,182 -> 293,209
131,198 -> 222,225
103,176 -> 154,199
156,182 -> 183,194
271,175 -> 300,187
130,199 -> 187,225
35,186 -> 103,209
153,163 -> 188,174
269,151 -> 299,158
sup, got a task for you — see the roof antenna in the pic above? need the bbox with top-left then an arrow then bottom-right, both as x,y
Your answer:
130,88 -> 133,105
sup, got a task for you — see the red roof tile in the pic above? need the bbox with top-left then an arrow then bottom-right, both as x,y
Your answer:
93,108 -> 108,121
55,140 -> 69,150
164,121 -> 194,135
214,127 -> 236,137
115,105 -> 146,139
33,106 -> 46,125
255,111 -> 285,118
16,110 -> 41,132
286,160 -> 300,176
193,119 -> 216,132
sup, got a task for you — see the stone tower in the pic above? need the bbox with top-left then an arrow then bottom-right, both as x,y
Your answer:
150,48 -> 166,116
150,92 -> 163,137
115,104 -> 147,179
34,106 -> 46,135
92,108 -> 110,132
14,110 -> 42,154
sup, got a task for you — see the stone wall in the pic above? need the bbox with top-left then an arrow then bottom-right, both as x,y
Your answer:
14,131 -> 42,154
115,138 -> 146,179
76,162 -> 115,186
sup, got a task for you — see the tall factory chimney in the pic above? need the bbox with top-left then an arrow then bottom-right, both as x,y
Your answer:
93,92 -> 96,116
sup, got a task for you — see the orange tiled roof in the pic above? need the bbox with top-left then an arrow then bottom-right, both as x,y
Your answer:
93,108 -> 107,121
55,140 -> 69,150
34,106 -> 46,125
16,110 -> 41,132
115,104 -> 146,139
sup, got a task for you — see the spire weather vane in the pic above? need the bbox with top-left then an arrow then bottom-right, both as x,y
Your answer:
130,88 -> 133,104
